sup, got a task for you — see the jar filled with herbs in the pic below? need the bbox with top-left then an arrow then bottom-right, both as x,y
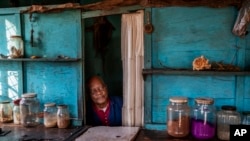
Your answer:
44,103 -> 57,128
0,101 -> 13,123
191,98 -> 216,140
8,35 -> 24,58
57,104 -> 70,128
217,105 -> 241,140
167,97 -> 190,138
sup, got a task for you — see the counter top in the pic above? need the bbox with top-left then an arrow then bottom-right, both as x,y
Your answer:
0,124 -> 89,141
75,126 -> 140,141
134,129 -> 221,141
1,124 -> 222,141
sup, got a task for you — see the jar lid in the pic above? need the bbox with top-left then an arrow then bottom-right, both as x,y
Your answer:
57,104 -> 68,109
0,101 -> 11,104
10,35 -> 22,38
22,93 -> 37,98
169,97 -> 188,103
0,96 -> 12,103
195,97 -> 214,105
44,103 -> 56,107
221,105 -> 236,111
242,111 -> 250,115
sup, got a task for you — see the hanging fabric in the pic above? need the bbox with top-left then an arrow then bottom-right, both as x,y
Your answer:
121,10 -> 144,126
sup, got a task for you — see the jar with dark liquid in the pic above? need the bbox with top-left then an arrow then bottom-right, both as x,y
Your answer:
191,98 -> 216,140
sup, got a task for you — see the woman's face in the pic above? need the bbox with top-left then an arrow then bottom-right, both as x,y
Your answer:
89,78 -> 108,106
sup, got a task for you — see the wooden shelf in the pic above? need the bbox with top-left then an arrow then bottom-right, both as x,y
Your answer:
0,58 -> 81,62
142,68 -> 250,76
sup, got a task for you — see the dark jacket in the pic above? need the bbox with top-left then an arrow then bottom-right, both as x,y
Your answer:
86,96 -> 123,126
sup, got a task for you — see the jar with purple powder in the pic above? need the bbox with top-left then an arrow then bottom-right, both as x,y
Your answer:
191,98 -> 216,140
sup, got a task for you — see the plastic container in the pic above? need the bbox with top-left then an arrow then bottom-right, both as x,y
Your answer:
20,93 -> 40,127
57,104 -> 70,128
217,105 -> 241,140
242,111 -> 250,125
8,35 -> 24,58
44,103 -> 57,128
191,98 -> 216,140
167,97 -> 190,137
0,101 -> 13,123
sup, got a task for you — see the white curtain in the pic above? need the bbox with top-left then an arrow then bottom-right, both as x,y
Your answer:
121,10 -> 144,126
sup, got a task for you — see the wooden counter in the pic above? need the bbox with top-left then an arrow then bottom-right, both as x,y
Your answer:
1,125 -> 222,141
0,123 -> 89,141
134,129 -> 221,141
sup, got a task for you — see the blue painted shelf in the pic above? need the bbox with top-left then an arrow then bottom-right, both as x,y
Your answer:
143,68 -> 250,76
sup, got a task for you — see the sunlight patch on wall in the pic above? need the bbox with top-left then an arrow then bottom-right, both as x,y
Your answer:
7,71 -> 19,99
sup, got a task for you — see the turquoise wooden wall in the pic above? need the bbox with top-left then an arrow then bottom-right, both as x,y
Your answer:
144,7 -> 250,130
0,8 -> 83,126
2,2 -> 250,131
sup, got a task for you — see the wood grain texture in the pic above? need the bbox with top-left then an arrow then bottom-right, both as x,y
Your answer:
144,6 -> 250,129
140,0 -> 242,8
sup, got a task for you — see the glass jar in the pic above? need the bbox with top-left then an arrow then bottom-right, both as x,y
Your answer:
0,101 -> 13,123
57,104 -> 70,128
191,98 -> 216,140
8,35 -> 24,58
20,93 -> 40,127
44,103 -> 57,128
242,111 -> 250,125
13,99 -> 21,124
217,105 -> 241,140
167,97 -> 190,137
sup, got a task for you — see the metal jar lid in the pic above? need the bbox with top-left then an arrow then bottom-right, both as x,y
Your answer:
195,97 -> 214,105
22,93 -> 37,98
10,35 -> 22,38
242,111 -> 250,115
57,104 -> 68,109
44,103 -> 56,107
0,101 -> 11,104
221,105 -> 237,111
169,97 -> 188,103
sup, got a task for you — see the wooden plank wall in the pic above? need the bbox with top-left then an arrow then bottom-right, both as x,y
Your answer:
0,9 -> 83,125
144,6 -> 250,130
